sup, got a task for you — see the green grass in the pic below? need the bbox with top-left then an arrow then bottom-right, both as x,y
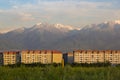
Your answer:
0,65 -> 120,80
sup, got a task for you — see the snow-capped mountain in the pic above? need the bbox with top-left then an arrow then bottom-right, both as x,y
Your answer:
1,23 -> 81,51
1,20 -> 120,52
28,22 -> 81,33
54,23 -> 81,30
82,20 -> 120,31
34,22 -> 81,31
55,20 -> 120,51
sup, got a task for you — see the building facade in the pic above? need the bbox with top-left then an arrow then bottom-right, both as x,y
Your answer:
2,51 -> 20,65
0,52 -> 3,65
73,50 -> 120,64
104,50 -> 120,64
63,52 -> 74,64
21,50 -> 62,64
21,50 -> 53,64
1,50 -> 120,65
52,50 -> 62,63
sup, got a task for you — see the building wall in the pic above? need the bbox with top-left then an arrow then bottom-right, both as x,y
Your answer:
97,51 -> 105,63
40,50 -> 52,64
67,52 -> 74,64
3,51 -> 19,65
21,50 -> 54,64
1,50 -> 120,65
0,52 -> 3,65
89,51 -> 104,63
52,51 -> 62,63
21,50 -> 40,64
74,50 -> 81,63
105,50 -> 120,64
112,51 -> 120,64
63,53 -> 67,64
74,50 -> 92,63
104,50 -> 112,63
21,50 -> 31,64
73,50 -> 120,64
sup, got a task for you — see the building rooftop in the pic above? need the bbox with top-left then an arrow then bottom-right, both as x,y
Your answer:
73,50 -> 120,54
52,50 -> 62,54
3,51 -> 19,54
21,50 -> 62,54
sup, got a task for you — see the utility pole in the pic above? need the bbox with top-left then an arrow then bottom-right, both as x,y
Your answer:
62,58 -> 64,68
61,58 -> 65,80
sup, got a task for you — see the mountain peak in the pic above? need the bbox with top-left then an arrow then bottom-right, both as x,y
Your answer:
114,20 -> 120,24
9,27 -> 25,33
36,22 -> 42,26
55,23 -> 74,30
54,23 -> 81,30
104,20 -> 120,24
32,23 -> 81,32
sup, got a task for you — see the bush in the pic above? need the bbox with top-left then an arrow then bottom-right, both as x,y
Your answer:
0,65 -> 120,80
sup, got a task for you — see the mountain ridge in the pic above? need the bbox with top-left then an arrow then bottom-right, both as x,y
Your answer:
0,20 -> 120,52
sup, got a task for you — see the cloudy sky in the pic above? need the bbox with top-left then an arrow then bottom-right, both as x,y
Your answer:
0,0 -> 120,32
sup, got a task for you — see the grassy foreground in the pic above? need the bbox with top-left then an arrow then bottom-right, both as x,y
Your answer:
0,65 -> 120,80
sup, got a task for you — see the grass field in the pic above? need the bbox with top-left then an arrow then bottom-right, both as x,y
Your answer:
0,65 -> 120,80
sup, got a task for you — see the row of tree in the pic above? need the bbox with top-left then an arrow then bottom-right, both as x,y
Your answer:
3,61 -> 120,68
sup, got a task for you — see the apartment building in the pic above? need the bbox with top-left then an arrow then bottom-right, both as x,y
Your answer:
73,50 -> 120,64
97,50 -> 105,63
74,50 -> 84,63
2,51 -> 20,65
63,52 -> 74,64
1,49 -> 120,65
52,50 -> 62,63
21,50 -> 52,64
21,50 -> 62,64
88,50 -> 104,63
105,50 -> 120,64
0,52 -> 3,65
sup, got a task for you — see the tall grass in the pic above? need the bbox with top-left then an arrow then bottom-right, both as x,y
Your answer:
0,65 -> 120,80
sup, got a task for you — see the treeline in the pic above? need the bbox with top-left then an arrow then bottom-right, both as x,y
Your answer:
3,62 -> 120,68
3,63 -> 61,68
71,62 -> 111,67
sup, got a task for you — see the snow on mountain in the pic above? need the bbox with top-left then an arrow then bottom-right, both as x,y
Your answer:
1,20 -> 120,51
82,20 -> 120,31
114,20 -> 120,24
6,27 -> 25,34
2,22 -> 81,35
36,22 -> 42,26
28,23 -> 81,33
2,20 -> 120,34
104,20 -> 120,24
54,24 -> 81,30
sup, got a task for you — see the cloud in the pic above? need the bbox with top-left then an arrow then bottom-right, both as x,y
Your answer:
18,12 -> 34,21
0,0 -> 120,30
0,9 -> 4,13
12,5 -> 18,9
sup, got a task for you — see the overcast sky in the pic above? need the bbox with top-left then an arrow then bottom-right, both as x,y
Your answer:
0,0 -> 120,32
